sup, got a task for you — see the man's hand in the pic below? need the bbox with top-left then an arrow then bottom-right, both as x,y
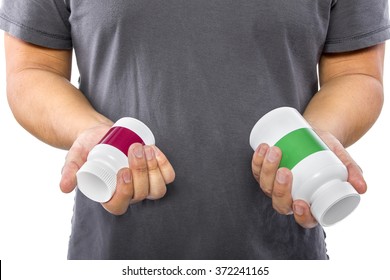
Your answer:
251,130 -> 367,228
60,124 -> 175,215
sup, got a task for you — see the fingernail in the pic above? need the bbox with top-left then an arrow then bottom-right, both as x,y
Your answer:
257,144 -> 267,157
122,169 -> 132,184
266,147 -> 279,163
144,146 -> 155,161
132,145 -> 144,158
152,145 -> 161,157
293,204 -> 304,216
276,169 -> 287,184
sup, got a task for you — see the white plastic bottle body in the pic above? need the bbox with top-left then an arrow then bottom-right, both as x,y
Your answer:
76,117 -> 155,203
291,150 -> 360,226
291,150 -> 348,200
250,107 -> 360,226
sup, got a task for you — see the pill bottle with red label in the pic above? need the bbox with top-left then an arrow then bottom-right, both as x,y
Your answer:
76,118 -> 155,203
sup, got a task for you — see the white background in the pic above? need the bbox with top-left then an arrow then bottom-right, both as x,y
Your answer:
0,30 -> 389,278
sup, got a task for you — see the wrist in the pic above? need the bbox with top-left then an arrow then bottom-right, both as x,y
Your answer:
73,114 -> 113,144
303,113 -> 348,147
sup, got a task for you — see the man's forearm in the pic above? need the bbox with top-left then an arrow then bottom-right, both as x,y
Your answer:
303,73 -> 384,147
7,69 -> 112,149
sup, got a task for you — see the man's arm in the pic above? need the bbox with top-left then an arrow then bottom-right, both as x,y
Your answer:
304,43 -> 385,147
4,33 -> 112,149
4,33 -> 175,215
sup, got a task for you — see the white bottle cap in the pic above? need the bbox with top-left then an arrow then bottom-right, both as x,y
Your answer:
76,117 -> 155,203
311,181 -> 360,226
77,156 -> 119,203
114,117 -> 155,145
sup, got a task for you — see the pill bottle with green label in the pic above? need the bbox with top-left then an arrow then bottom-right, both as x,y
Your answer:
76,117 -> 155,203
249,107 -> 360,226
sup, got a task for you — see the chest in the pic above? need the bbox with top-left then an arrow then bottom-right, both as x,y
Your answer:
67,0 -> 334,47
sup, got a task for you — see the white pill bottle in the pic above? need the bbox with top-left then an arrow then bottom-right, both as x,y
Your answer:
249,107 -> 360,226
76,118 -> 155,203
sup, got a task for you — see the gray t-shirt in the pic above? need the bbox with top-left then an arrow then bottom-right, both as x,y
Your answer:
1,0 -> 389,260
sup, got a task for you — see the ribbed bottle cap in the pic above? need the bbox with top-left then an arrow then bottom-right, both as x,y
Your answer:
311,181 -> 360,227
76,161 -> 117,203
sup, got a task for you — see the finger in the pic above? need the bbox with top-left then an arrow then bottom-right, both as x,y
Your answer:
144,146 -> 167,200
334,146 -> 367,194
153,146 -> 175,184
60,143 -> 88,193
102,168 -> 133,215
251,143 -> 269,183
272,168 -> 293,215
259,146 -> 282,197
293,200 -> 318,229
319,132 -> 367,194
347,162 -> 367,194
128,143 -> 150,203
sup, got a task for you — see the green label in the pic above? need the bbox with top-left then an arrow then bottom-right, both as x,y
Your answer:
274,128 -> 328,170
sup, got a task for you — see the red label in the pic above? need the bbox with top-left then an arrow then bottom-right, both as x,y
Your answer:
98,127 -> 145,156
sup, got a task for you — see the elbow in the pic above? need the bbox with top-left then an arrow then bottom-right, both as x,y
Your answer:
6,73 -> 21,121
350,75 -> 385,146
369,75 -> 384,123
5,70 -> 35,130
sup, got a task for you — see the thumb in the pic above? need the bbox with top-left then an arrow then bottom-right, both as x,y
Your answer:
331,144 -> 367,194
60,160 -> 79,193
59,144 -> 88,193
345,160 -> 367,194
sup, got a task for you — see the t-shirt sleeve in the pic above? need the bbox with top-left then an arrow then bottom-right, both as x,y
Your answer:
323,0 -> 390,53
0,0 -> 72,49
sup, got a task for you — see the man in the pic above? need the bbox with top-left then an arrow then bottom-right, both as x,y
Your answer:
1,0 -> 389,259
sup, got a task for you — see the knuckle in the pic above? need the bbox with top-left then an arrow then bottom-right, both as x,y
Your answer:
252,171 -> 260,182
272,146 -> 282,156
147,160 -> 159,171
252,154 -> 263,166
260,185 -> 272,197
111,209 -> 127,216
272,187 -> 287,199
133,189 -> 149,201
103,205 -> 127,216
147,164 -> 162,178
297,220 -> 318,229
68,159 -> 82,170
164,169 -> 175,184
293,208 -> 318,228
157,155 -> 170,168
272,202 -> 293,215
117,185 -> 134,198
259,174 -> 274,191
265,163 -> 279,174
134,165 -> 148,175
261,163 -> 277,177
149,186 -> 167,199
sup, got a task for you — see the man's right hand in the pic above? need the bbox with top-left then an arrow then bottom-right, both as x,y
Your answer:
59,123 -> 175,215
